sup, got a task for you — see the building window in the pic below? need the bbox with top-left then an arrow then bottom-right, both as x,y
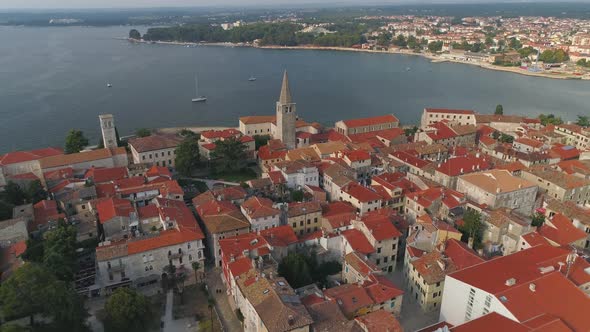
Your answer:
189,255 -> 192,261
292,222 -> 296,228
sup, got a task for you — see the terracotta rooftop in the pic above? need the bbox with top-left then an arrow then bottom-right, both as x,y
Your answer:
341,114 -> 399,129
241,197 -> 280,219
425,108 -> 475,115
0,147 -> 63,166
39,147 -> 126,169
355,309 -> 403,332
341,229 -> 375,255
459,169 -> 536,194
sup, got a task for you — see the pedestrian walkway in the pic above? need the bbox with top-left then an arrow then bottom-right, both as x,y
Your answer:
205,268 -> 242,331
161,290 -> 198,332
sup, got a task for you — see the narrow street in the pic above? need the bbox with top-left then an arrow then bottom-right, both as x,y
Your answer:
204,267 -> 243,331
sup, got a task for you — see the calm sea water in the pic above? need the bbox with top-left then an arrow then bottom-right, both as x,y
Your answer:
1,25 -> 589,153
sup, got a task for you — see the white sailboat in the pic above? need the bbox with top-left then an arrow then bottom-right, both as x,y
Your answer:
192,75 -> 207,102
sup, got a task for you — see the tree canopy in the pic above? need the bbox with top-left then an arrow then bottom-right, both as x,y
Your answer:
104,288 -> 151,332
135,128 -> 151,138
129,29 -> 141,40
64,129 -> 89,154
538,113 -> 563,126
175,137 -> 201,177
0,263 -> 88,331
495,104 -> 504,115
210,137 -> 247,173
42,220 -> 79,282
576,115 -> 590,127
538,49 -> 569,63
457,210 -> 485,250
278,251 -> 341,288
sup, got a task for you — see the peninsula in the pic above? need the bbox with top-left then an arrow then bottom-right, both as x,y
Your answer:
129,13 -> 590,80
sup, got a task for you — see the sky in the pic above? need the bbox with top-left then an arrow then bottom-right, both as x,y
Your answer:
0,0 -> 585,9
0,0 -> 578,10
1,0 -> 371,9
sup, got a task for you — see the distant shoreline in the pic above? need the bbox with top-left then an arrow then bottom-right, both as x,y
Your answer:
126,38 -> 590,81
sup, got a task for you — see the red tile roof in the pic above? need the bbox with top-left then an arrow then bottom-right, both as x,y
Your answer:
391,151 -> 431,169
444,239 -> 485,270
228,257 -> 253,278
537,213 -> 587,246
364,275 -> 404,303
0,147 -> 63,166
451,312 -> 530,332
30,200 -> 65,232
241,197 -> 280,219
425,108 -> 475,115
323,284 -> 374,315
146,165 -> 172,179
521,232 -> 551,247
342,182 -> 382,203
342,114 -> 399,128
355,309 -> 403,332
361,212 -> 402,241
127,228 -> 204,255
95,198 -> 135,224
322,201 -> 356,229
218,233 -> 270,259
515,137 -> 544,148
260,225 -> 298,247
84,166 -> 128,183
128,134 -> 182,152
497,272 -> 590,332
436,155 -> 491,176
345,252 -> 379,278
343,150 -> 371,162
200,128 -> 241,140
341,229 -> 375,255
138,204 -> 159,219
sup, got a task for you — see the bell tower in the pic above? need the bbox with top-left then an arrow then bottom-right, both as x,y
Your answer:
274,70 -> 297,150
99,114 -> 117,149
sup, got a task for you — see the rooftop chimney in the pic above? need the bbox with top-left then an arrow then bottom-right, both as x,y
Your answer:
505,278 -> 516,286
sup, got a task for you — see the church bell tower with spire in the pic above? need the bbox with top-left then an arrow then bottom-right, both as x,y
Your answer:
274,70 -> 297,150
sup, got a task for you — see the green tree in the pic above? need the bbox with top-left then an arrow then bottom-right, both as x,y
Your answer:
278,253 -> 313,288
26,180 -> 47,204
531,213 -> 545,227
539,114 -> 563,126
64,129 -> 89,154
21,236 -> 44,263
492,131 -> 500,140
0,263 -> 54,325
457,210 -> 485,250
45,281 -> 89,332
104,288 -> 151,332
290,190 -> 304,202
404,126 -> 418,137
576,115 -> 590,127
539,49 -> 569,63
495,104 -> 504,115
0,200 -> 13,221
43,220 -> 78,282
135,128 -> 151,138
518,46 -> 535,58
500,133 -> 514,143
0,324 -> 29,332
427,41 -> 443,53
3,181 -> 26,205
129,29 -> 141,40
253,135 -> 271,151
577,59 -> 590,67
211,137 -> 247,173
175,137 -> 201,177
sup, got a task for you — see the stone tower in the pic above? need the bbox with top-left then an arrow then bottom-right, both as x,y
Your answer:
274,70 -> 297,150
99,114 -> 117,149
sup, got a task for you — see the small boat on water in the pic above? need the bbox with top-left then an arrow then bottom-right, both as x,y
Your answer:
107,83 -> 112,88
192,75 -> 207,103
248,76 -> 257,81
406,67 -> 411,71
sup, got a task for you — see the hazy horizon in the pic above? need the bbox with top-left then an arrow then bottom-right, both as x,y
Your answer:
3,0 -> 590,10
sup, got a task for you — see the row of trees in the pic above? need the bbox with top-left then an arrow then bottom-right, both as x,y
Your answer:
538,49 -> 569,63
140,22 -> 370,48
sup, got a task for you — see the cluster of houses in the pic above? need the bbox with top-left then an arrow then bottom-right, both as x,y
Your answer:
1,72 -> 590,331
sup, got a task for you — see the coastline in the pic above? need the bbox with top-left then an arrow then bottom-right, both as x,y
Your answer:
127,38 -> 589,81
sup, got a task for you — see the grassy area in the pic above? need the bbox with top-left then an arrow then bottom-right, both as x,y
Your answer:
173,285 -> 222,331
212,168 -> 257,183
